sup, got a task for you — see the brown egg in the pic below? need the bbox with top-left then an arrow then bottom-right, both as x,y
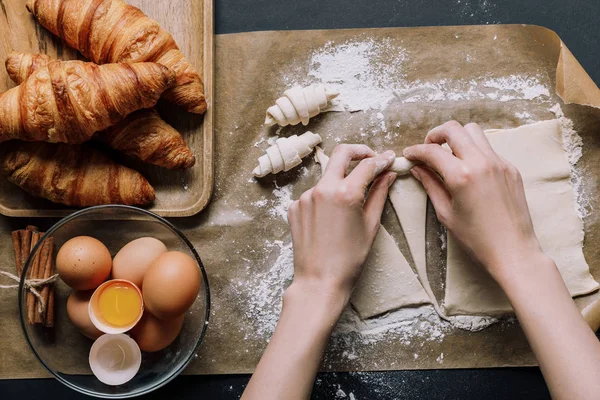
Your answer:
56,236 -> 112,290
112,237 -> 168,288
66,290 -> 103,340
130,312 -> 185,352
142,251 -> 200,320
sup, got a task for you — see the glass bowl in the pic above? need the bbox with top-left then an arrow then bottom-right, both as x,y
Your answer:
18,205 -> 210,398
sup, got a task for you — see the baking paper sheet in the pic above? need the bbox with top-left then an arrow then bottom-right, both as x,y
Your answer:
2,24 -> 600,378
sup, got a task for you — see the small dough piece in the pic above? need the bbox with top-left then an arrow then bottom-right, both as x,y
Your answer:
253,131 -> 321,177
265,85 -> 339,127
315,148 -> 431,318
390,157 -> 419,175
444,120 -> 599,316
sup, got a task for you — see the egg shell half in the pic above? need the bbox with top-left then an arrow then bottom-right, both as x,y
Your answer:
89,279 -> 144,334
89,334 -> 141,386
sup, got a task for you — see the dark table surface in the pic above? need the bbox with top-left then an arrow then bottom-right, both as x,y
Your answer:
3,0 -> 600,399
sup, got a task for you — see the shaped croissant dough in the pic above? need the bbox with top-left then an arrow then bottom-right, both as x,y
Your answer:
253,131 -> 322,177
265,85 -> 339,127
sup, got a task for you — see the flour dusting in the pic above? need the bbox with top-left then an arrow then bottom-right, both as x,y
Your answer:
302,38 -> 551,112
244,240 -> 294,337
244,238 -> 500,348
549,103 -> 593,219
307,39 -> 408,111
268,183 -> 294,222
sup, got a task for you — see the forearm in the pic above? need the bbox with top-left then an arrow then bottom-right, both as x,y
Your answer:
242,282 -> 347,400
498,253 -> 600,400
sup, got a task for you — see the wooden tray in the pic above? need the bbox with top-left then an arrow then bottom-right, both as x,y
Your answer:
0,0 -> 214,218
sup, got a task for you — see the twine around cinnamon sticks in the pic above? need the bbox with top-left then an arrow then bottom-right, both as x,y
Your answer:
11,225 -> 56,327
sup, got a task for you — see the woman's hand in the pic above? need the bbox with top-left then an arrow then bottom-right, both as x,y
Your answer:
287,144 -> 397,303
403,121 -> 543,283
242,144 -> 396,400
403,120 -> 600,400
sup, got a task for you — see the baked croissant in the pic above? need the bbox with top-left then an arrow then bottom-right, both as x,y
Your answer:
6,52 -> 195,169
0,60 -> 175,144
27,0 -> 207,114
0,141 -> 155,207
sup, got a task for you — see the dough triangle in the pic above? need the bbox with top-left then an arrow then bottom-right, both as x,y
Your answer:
389,176 -> 447,319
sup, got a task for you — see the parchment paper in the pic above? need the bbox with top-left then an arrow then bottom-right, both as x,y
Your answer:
2,24 -> 600,379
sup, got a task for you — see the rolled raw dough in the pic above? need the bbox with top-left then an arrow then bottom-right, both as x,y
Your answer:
444,120 -> 599,315
265,85 -> 339,127
315,148 -> 431,319
253,131 -> 322,177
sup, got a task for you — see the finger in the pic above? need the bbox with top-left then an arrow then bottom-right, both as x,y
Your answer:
346,150 -> 396,192
410,166 -> 452,225
364,171 -> 397,233
297,186 -> 315,223
287,200 -> 301,240
425,120 -> 479,159
322,144 -> 376,182
463,123 -> 497,158
403,143 -> 461,180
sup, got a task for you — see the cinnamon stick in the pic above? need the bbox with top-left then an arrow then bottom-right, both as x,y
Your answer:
26,231 -> 41,325
11,231 -> 22,276
37,238 -> 54,324
18,229 -> 32,278
45,252 -> 56,328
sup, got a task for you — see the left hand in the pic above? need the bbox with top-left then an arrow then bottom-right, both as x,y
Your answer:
287,144 -> 397,303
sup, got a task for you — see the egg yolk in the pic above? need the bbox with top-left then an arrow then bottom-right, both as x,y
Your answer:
98,282 -> 142,327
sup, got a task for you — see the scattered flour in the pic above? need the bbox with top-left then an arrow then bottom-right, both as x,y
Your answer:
244,238 -> 500,347
438,226 -> 447,250
307,39 -> 408,111
244,240 -> 294,337
549,103 -> 593,219
252,198 -> 268,208
268,183 -> 294,222
302,38 -> 551,113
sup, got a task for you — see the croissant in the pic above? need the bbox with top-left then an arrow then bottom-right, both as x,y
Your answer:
6,52 -> 195,169
27,0 -> 207,114
254,131 -> 322,177
265,85 -> 339,127
0,141 -> 155,207
0,59 -> 175,144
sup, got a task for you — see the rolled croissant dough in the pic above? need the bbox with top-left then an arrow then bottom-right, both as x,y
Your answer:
444,120 -> 599,315
314,148 -> 430,319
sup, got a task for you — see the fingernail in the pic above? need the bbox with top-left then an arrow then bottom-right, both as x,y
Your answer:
411,168 -> 421,181
402,147 -> 412,158
373,151 -> 396,177
384,150 -> 396,162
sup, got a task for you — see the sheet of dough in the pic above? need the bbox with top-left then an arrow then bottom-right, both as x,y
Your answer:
314,148 -> 430,319
444,120 -> 600,315
389,176 -> 446,318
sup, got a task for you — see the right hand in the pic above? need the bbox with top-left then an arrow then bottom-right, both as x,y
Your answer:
403,121 -> 544,283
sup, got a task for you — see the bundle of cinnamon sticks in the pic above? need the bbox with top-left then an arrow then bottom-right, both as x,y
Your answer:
11,225 -> 55,327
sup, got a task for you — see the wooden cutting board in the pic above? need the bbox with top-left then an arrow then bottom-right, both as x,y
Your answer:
0,0 -> 214,218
